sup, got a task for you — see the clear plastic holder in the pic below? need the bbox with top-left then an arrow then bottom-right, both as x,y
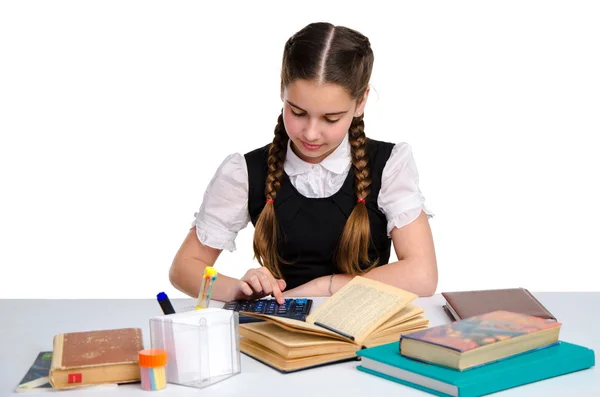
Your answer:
149,308 -> 241,389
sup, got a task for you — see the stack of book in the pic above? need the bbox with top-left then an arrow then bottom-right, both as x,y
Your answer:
357,290 -> 596,396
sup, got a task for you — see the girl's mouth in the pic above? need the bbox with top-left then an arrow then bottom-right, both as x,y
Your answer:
302,141 -> 323,150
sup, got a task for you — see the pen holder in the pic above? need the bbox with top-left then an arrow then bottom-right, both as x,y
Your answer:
149,308 -> 241,389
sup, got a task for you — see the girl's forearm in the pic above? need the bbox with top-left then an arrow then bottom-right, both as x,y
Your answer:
360,258 -> 437,296
283,258 -> 437,298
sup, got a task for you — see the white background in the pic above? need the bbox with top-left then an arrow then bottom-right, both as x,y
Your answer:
1,1 -> 599,298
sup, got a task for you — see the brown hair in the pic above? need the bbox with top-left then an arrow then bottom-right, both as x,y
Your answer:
253,22 -> 375,279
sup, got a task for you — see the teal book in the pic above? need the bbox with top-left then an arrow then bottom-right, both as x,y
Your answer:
357,341 -> 595,397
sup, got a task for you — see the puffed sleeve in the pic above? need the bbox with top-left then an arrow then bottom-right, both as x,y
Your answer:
191,153 -> 251,251
377,143 -> 434,236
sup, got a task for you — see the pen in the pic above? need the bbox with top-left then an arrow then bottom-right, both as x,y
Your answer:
196,266 -> 218,310
157,292 -> 175,315
205,274 -> 217,305
198,275 -> 208,304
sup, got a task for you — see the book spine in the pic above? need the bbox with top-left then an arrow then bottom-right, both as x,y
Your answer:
48,333 -> 65,389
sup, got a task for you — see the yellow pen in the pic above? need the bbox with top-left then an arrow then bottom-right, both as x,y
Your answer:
196,267 -> 210,309
196,266 -> 217,310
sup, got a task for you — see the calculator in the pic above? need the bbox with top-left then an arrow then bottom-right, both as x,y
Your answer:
222,298 -> 313,323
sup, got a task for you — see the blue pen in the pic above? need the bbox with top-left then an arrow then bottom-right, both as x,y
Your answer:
157,292 -> 176,315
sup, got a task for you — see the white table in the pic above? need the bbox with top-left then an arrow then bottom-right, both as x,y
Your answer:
1,293 -> 598,396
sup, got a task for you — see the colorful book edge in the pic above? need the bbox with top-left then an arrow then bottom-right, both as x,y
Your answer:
401,310 -> 561,353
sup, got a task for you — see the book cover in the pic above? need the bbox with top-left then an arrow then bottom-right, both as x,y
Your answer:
441,288 -> 556,321
15,352 -> 53,393
49,327 -> 144,389
357,341 -> 595,397
401,310 -> 561,353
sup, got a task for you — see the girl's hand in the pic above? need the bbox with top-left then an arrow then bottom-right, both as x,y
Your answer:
234,267 -> 286,304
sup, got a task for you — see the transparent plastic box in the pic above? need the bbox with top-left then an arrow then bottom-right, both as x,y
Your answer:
149,308 -> 241,389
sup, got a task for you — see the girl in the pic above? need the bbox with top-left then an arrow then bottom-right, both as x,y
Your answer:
169,22 -> 437,304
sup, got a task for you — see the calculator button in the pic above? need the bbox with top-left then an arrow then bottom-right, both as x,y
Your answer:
265,301 -> 277,314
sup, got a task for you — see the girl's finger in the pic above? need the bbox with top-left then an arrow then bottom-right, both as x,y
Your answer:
240,281 -> 253,296
248,275 -> 263,294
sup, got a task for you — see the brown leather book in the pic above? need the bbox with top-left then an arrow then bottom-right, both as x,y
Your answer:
441,288 -> 556,321
49,327 -> 144,390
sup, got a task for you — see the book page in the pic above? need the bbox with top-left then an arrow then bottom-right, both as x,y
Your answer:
241,322 -> 356,348
306,276 -> 417,345
362,318 -> 430,348
367,316 -> 430,340
241,313 -> 350,342
240,323 -> 358,359
376,304 -> 424,332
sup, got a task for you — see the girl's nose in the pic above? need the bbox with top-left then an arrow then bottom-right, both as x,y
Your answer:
303,119 -> 320,141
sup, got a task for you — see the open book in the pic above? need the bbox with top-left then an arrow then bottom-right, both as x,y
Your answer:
239,276 -> 429,373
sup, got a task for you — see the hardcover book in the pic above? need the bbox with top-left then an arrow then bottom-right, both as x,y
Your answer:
49,327 -> 144,389
441,288 -> 556,321
400,310 -> 561,371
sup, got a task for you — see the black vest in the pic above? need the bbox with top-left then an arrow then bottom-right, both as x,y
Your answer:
245,138 -> 395,290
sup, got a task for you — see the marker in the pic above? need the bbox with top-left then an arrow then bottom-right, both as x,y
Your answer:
157,292 -> 175,315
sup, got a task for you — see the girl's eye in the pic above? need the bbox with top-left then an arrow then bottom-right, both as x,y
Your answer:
291,109 -> 340,124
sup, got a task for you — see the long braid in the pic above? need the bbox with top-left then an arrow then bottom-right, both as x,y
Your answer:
349,115 -> 371,201
265,113 -> 288,201
252,111 -> 288,279
335,114 -> 377,274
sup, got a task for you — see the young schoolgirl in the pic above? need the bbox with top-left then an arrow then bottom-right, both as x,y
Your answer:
169,22 -> 438,304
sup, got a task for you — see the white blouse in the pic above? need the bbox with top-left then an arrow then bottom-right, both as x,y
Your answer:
193,134 -> 433,252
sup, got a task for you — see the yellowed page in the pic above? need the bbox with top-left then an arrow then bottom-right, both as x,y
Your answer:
306,276 -> 417,345
362,324 -> 429,348
240,322 -> 358,358
367,315 -> 430,340
240,313 -> 350,342
376,304 -> 424,331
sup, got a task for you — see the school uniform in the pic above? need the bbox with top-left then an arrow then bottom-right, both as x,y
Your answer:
193,134 -> 432,290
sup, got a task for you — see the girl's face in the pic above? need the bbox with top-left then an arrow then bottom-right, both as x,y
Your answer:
282,79 -> 368,164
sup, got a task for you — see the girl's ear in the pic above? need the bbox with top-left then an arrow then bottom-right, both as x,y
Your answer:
354,87 -> 370,117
